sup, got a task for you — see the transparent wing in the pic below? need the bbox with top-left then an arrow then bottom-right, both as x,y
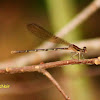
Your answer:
27,23 -> 70,45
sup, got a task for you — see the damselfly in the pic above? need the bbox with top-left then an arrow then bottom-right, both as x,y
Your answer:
11,23 -> 87,60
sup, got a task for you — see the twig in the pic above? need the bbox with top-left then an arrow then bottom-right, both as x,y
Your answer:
39,69 -> 70,100
0,57 -> 100,100
0,58 -> 99,100
0,57 -> 100,74
1,57 -> 100,100
57,0 -> 100,37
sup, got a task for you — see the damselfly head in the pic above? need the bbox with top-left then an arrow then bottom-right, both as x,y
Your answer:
83,46 -> 87,53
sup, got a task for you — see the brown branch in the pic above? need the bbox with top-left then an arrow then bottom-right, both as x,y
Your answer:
0,57 -> 100,100
0,58 -> 100,100
39,69 -> 70,100
0,57 -> 100,74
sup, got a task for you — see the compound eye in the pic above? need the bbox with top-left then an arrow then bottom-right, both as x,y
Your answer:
83,47 -> 87,53
83,47 -> 86,49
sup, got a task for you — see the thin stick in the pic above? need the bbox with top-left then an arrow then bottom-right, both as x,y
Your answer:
39,69 -> 70,100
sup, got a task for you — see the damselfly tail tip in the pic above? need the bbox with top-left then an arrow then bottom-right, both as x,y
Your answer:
11,51 -> 18,54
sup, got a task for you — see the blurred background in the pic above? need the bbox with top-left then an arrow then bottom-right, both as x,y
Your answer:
0,0 -> 100,100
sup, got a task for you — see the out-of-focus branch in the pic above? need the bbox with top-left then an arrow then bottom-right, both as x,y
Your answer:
0,57 -> 100,74
39,69 -> 70,100
36,0 -> 100,55
57,0 -> 100,37
1,38 -> 100,68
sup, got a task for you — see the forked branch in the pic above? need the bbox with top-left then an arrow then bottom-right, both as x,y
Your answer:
0,57 -> 100,100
